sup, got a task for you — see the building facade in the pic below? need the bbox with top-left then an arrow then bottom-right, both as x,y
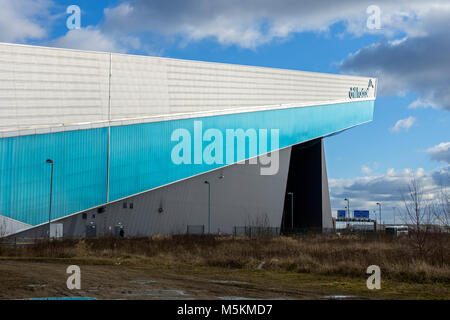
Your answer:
0,42 -> 377,238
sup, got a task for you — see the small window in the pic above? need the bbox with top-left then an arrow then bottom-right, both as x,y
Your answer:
92,214 -> 96,219
82,213 -> 87,220
129,203 -> 134,209
123,202 -> 127,209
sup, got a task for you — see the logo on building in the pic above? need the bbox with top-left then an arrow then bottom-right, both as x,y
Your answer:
349,79 -> 375,99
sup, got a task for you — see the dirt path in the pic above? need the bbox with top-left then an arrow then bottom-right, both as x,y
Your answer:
0,258 -> 448,299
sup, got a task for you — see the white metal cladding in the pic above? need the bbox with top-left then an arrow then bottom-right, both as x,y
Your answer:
0,43 -> 110,131
0,42 -> 377,135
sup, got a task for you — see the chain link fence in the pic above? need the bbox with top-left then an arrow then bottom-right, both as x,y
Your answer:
233,226 -> 280,238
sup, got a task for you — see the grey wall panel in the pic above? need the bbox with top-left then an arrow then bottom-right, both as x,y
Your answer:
321,139 -> 333,229
13,147 -> 291,238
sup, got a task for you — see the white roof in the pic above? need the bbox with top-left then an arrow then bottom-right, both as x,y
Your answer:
0,42 -> 377,137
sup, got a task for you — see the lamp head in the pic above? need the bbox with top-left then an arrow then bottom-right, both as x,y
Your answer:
46,159 -> 53,164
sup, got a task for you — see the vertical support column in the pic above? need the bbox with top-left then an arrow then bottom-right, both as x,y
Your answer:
282,138 -> 332,232
320,139 -> 333,230
106,53 -> 112,203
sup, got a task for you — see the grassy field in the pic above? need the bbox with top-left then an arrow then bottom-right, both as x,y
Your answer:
0,233 -> 449,299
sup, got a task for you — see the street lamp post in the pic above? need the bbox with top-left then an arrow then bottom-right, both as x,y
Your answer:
344,198 -> 350,218
392,207 -> 397,225
204,181 -> 211,234
46,159 -> 54,239
287,192 -> 294,229
376,202 -> 382,228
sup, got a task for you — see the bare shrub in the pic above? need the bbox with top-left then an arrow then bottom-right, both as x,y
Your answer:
400,176 -> 433,256
431,184 -> 450,230
1,233 -> 448,284
243,213 -> 278,238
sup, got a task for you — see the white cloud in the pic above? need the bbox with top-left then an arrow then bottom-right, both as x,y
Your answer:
102,0 -> 450,48
390,116 -> 416,133
408,98 -> 438,110
340,3 -> 450,111
99,0 -> 450,111
2,0 -> 450,111
0,0 -> 52,42
329,165 -> 449,223
361,165 -> 373,175
427,142 -> 450,164
49,27 -> 127,53
341,33 -> 450,111
361,162 -> 380,175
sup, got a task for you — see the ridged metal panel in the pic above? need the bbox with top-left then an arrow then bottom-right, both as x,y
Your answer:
0,128 -> 108,225
1,100 -> 373,226
0,43 -> 110,131
0,43 -> 376,134
109,99 -> 374,201
164,58 -> 375,113
110,53 -> 170,119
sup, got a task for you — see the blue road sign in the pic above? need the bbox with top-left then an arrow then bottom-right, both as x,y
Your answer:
353,210 -> 370,218
337,210 -> 346,218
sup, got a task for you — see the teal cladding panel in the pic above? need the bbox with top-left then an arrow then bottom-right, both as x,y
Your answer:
0,129 -> 108,225
0,100 -> 374,225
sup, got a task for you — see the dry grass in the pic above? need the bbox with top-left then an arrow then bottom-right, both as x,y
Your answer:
1,233 -> 449,284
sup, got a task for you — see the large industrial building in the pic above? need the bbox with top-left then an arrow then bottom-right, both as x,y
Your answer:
0,42 -> 377,238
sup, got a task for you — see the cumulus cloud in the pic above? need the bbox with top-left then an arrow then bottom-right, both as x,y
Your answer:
341,34 -> 450,111
2,0 -> 450,110
340,3 -> 450,111
102,0 -> 448,48
329,166 -> 449,222
0,0 -> 53,42
390,116 -> 416,133
100,0 -> 450,110
427,142 -> 450,164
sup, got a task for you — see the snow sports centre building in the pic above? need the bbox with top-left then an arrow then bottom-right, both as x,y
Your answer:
0,42 -> 377,238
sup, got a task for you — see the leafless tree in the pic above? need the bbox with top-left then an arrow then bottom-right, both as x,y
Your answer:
400,176 -> 432,255
431,184 -> 450,230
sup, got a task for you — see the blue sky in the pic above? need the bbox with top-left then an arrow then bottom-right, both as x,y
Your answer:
1,0 -> 449,223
